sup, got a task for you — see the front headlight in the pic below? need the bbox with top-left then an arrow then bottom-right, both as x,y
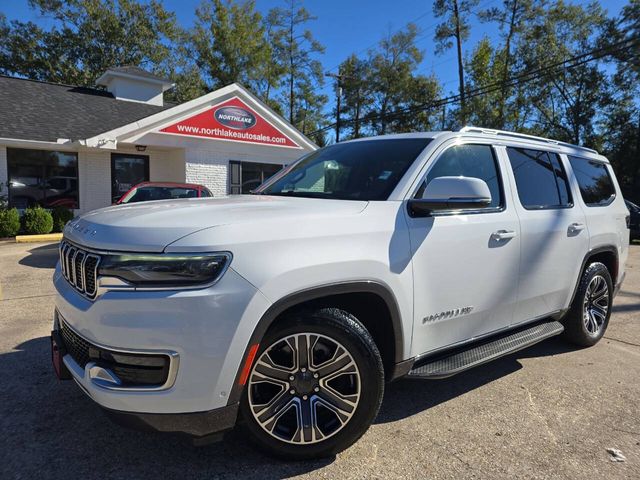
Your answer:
98,252 -> 231,288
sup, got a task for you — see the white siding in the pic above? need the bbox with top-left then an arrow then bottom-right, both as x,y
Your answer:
150,149 -> 186,183
78,150 -> 112,214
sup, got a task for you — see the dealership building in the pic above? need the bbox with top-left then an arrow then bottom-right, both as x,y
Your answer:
0,66 -> 316,213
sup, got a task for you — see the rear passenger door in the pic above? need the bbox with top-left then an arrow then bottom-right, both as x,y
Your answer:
503,147 -> 589,324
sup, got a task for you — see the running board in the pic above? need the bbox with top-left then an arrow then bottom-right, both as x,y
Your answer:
407,320 -> 564,379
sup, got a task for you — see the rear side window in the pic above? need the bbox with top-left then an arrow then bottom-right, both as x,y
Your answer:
568,156 -> 616,206
506,148 -> 572,209
416,144 -> 503,210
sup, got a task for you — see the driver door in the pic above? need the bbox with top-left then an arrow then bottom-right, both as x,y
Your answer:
405,142 -> 521,356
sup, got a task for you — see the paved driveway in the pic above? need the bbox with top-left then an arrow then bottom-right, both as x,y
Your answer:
1,241 -> 638,479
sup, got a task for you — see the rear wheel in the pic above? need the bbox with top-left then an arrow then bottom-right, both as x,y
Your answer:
563,262 -> 613,347
241,308 -> 384,460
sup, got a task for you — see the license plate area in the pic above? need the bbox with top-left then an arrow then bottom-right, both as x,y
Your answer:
51,330 -> 72,380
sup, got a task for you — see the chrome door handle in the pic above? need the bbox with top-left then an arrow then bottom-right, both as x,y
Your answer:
569,222 -> 585,233
491,229 -> 517,240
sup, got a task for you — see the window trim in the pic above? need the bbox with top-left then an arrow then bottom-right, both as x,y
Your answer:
6,147 -> 80,210
506,147 -> 574,211
410,142 -> 506,217
567,155 -> 616,208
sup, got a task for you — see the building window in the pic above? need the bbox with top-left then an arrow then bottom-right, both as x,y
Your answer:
7,148 -> 79,209
111,153 -> 149,203
229,161 -> 284,194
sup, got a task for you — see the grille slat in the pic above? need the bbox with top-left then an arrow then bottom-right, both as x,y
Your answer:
59,241 -> 100,299
60,319 -> 91,367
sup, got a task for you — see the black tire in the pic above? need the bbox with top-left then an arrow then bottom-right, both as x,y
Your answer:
563,262 -> 613,347
240,307 -> 384,460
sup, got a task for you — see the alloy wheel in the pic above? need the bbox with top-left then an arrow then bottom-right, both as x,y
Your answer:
247,333 -> 361,445
582,275 -> 610,335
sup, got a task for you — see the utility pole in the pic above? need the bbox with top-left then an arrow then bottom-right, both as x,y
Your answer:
325,72 -> 348,143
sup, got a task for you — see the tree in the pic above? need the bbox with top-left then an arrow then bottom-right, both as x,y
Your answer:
0,0 -> 182,87
335,55 -> 373,139
190,0 -> 272,96
268,0 -> 326,133
465,38 -> 502,127
478,0 -> 544,128
599,0 -> 640,202
433,0 -> 480,125
367,24 -> 436,134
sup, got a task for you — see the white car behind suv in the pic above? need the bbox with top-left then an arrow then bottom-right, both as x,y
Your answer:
51,127 -> 629,459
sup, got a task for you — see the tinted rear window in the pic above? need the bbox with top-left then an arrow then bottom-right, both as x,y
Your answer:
568,156 -> 616,206
507,148 -> 572,209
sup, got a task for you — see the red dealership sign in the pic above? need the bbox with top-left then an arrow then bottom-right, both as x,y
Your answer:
159,97 -> 301,148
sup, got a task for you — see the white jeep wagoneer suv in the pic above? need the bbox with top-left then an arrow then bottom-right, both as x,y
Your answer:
51,127 -> 630,459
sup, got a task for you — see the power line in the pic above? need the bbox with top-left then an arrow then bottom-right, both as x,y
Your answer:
311,37 -> 638,135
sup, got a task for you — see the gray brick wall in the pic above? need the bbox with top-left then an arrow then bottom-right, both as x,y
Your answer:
185,149 -> 230,196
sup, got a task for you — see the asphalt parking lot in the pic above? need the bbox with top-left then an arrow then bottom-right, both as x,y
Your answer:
0,241 -> 638,479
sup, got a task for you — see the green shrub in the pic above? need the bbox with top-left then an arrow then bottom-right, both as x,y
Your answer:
0,208 -> 21,238
52,207 -> 74,233
22,206 -> 53,235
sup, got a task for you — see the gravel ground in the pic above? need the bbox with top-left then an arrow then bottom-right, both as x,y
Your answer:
0,240 -> 638,479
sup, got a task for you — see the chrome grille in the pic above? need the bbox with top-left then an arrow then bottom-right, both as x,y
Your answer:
59,241 -> 100,298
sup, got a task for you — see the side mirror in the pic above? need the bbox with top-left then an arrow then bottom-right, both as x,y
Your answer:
408,176 -> 492,217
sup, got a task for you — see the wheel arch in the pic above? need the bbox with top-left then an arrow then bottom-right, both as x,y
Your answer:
568,245 -> 619,308
228,281 -> 405,405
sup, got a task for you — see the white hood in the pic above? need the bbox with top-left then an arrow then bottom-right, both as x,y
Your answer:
63,195 -> 368,252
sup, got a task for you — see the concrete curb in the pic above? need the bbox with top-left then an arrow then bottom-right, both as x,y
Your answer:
15,233 -> 63,243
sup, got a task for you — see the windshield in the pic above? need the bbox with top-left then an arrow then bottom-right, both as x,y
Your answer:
122,186 -> 199,203
257,138 -> 432,200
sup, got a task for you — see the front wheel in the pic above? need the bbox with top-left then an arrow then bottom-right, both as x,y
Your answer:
240,308 -> 384,460
563,262 -> 613,347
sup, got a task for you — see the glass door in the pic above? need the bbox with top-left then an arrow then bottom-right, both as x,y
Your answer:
111,154 -> 149,203
229,161 -> 284,194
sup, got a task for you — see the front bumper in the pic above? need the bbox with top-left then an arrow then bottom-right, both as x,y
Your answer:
52,262 -> 271,419
102,403 -> 239,439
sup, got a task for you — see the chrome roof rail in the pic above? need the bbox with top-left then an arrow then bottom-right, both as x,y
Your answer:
458,126 -> 598,154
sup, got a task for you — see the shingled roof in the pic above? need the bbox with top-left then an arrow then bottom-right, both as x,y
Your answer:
0,75 -> 174,142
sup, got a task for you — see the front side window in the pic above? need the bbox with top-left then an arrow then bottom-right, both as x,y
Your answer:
258,138 -> 432,200
415,144 -> 503,210
507,148 -> 572,209
568,156 -> 616,206
7,148 -> 79,209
